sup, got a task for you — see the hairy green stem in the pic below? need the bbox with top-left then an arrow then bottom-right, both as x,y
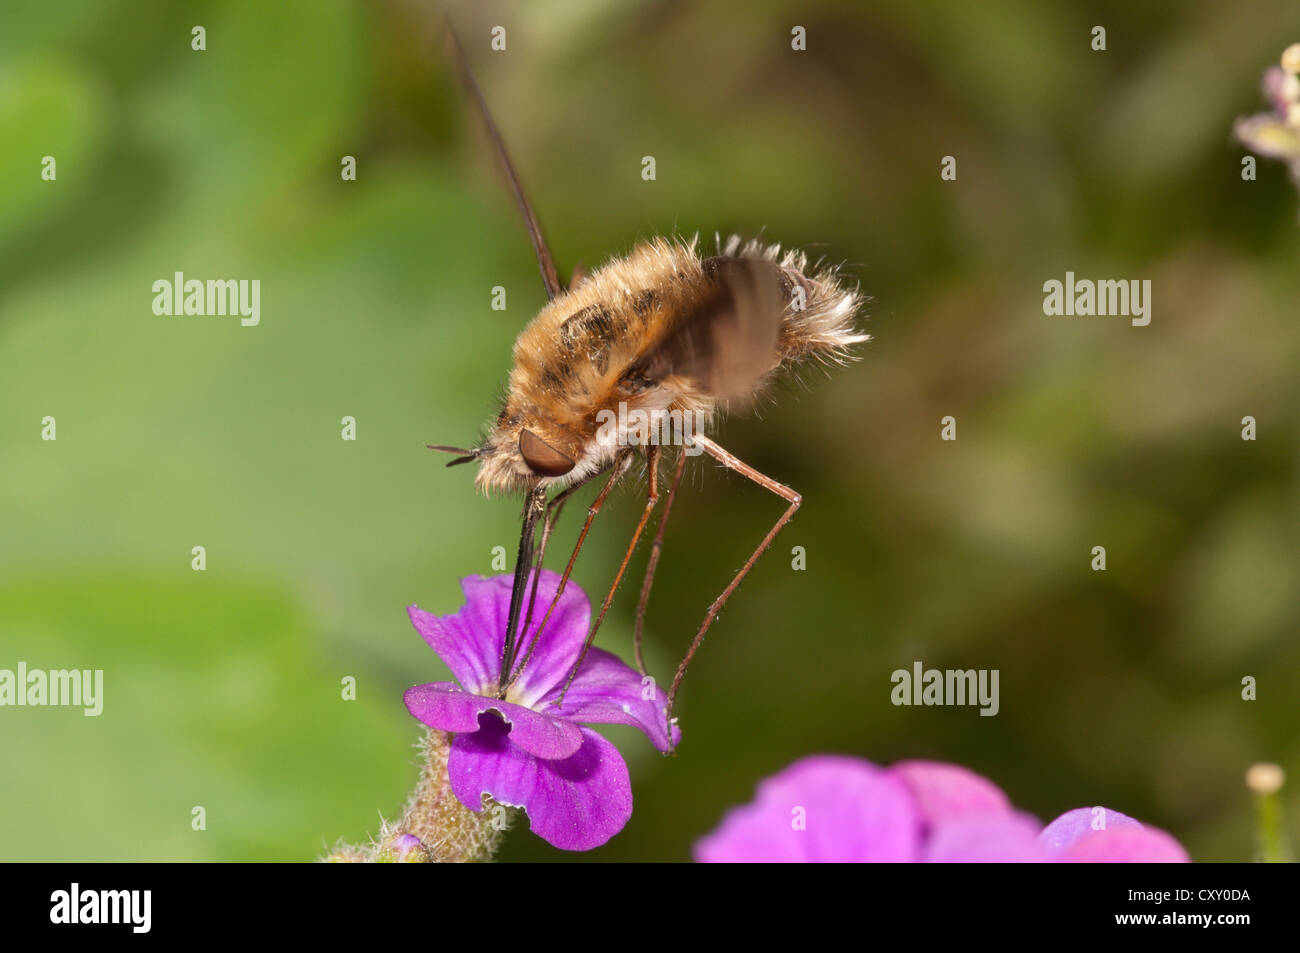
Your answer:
323,728 -> 514,863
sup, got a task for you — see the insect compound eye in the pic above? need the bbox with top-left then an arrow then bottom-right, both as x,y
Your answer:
518,428 -> 577,477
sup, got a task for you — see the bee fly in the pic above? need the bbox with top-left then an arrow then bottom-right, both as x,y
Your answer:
430,23 -> 867,744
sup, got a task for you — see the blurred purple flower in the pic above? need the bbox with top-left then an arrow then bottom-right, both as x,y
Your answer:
694,756 -> 1188,863
1234,46 -> 1300,184
404,571 -> 678,852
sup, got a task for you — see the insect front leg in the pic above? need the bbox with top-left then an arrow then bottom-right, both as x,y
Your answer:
505,451 -> 633,688
557,446 -> 662,706
513,463 -> 611,678
664,434 -> 801,747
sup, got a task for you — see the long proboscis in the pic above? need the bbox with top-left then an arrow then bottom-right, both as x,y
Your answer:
500,485 -> 546,690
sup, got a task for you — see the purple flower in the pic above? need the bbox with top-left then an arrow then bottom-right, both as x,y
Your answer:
694,756 -> 1188,863
404,571 -> 679,851
387,833 -> 424,861
1234,48 -> 1300,182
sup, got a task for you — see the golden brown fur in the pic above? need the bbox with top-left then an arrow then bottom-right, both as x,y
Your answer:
471,234 -> 867,496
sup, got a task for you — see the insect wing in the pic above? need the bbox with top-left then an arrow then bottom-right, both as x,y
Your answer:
644,257 -> 786,404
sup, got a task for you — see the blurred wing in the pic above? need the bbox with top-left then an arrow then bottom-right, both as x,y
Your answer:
642,256 -> 787,403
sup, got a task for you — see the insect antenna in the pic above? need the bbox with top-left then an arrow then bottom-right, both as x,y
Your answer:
426,444 -> 479,467
443,18 -> 564,300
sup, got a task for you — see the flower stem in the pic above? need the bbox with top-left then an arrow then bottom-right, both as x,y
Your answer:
323,729 -> 515,863
397,728 -> 513,862
1246,763 -> 1292,864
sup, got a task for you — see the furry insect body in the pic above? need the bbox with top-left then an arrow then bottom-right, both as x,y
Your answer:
473,235 -> 866,496
437,20 -> 867,737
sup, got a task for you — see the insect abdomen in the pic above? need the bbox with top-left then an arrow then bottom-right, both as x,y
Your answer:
713,235 -> 868,368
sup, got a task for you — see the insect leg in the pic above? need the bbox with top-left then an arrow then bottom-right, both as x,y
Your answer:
557,446 -> 661,706
632,446 -> 689,674
664,433 -> 801,743
509,463 -> 610,686
524,466 -> 605,619
505,451 -> 633,688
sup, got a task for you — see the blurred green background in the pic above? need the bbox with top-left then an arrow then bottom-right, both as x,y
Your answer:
1,0 -> 1297,862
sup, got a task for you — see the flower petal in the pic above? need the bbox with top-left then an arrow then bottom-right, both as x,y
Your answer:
1060,826 -> 1190,863
925,812 -> 1051,862
694,755 -> 920,862
407,571 -> 591,700
404,683 -> 582,760
1039,806 -> 1141,851
407,598 -> 497,696
447,712 -> 632,851
1235,114 -> 1300,162
500,571 -> 592,706
1263,66 -> 1293,117
535,647 -> 681,752
888,760 -> 1013,832
1043,808 -> 1188,862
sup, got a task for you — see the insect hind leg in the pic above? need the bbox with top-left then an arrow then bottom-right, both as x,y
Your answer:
663,434 -> 801,749
556,447 -> 662,707
633,445 -> 689,674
